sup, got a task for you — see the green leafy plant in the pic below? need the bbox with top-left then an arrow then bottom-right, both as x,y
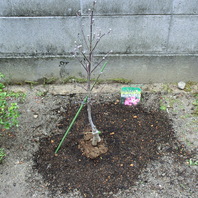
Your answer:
159,97 -> 167,111
0,73 -> 25,162
0,73 -> 22,129
160,105 -> 167,111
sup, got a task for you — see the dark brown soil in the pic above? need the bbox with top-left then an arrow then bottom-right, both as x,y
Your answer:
33,102 -> 190,198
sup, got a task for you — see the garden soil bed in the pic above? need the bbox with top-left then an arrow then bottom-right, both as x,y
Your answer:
34,102 -> 192,198
0,83 -> 198,198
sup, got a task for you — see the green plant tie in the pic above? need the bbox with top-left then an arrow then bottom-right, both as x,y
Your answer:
100,62 -> 107,73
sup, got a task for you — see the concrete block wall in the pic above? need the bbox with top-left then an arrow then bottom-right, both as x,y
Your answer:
0,0 -> 198,83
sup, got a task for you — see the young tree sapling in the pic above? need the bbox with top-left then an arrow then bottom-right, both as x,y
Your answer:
73,1 -> 112,146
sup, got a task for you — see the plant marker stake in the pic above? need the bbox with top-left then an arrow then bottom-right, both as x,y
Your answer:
55,62 -> 107,154
55,96 -> 88,154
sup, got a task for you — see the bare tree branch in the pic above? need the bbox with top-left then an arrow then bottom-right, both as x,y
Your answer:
75,55 -> 88,72
81,51 -> 91,66
91,50 -> 112,73
91,33 -> 106,53
77,11 -> 89,50
80,24 -> 89,50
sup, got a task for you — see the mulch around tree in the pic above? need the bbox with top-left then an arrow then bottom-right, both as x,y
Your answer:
33,102 -> 190,198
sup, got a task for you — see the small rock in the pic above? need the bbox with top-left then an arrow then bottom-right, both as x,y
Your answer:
178,81 -> 186,90
33,114 -> 38,118
161,173 -> 166,176
59,106 -> 64,113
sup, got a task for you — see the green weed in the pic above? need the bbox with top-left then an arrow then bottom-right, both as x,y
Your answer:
0,73 -> 24,130
159,96 -> 184,112
186,159 -> 198,166
0,148 -> 6,163
192,93 -> 198,116
160,105 -> 167,111
162,84 -> 173,93
43,77 -> 57,85
159,96 -> 168,111
36,91 -> 48,97
184,81 -> 197,92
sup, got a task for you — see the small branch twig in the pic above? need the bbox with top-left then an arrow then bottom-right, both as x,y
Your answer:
91,33 -> 106,53
91,50 -> 112,73
77,11 -> 89,50
81,51 -> 91,66
74,55 -> 88,72
81,26 -> 89,50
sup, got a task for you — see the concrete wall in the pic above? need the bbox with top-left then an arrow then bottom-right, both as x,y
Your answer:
0,0 -> 198,83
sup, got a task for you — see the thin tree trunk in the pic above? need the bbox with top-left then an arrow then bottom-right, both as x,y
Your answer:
87,63 -> 101,146
87,102 -> 101,146
86,7 -> 101,146
74,2 -> 108,146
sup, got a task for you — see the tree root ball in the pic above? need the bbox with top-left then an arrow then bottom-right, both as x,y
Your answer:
78,132 -> 108,159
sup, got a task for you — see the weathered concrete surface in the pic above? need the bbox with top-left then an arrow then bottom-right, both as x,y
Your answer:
0,0 -> 198,83
82,0 -> 173,15
1,0 -> 198,16
0,0 -> 80,16
1,15 -> 198,55
1,55 -> 197,83
0,16 -> 171,55
173,0 -> 198,14
0,17 -> 79,55
167,15 -> 198,53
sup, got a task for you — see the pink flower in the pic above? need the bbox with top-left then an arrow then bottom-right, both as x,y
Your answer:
124,97 -> 140,106
124,97 -> 132,106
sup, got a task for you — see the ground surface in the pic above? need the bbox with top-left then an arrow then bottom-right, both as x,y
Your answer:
0,83 -> 197,198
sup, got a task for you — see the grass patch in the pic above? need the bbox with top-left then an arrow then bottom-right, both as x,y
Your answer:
0,148 -> 6,163
192,93 -> 198,116
108,78 -> 132,84
184,81 -> 197,92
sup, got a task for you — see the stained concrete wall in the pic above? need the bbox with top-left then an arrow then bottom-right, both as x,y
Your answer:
0,0 -> 198,83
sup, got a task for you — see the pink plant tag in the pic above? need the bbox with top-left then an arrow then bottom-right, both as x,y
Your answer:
121,87 -> 141,106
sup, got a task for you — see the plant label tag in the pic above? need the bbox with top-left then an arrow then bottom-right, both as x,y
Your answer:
121,87 -> 141,106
